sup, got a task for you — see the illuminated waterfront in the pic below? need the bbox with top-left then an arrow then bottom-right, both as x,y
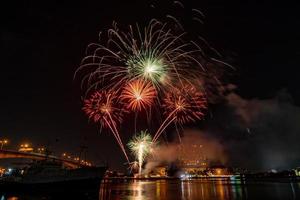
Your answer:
2,0 -> 300,199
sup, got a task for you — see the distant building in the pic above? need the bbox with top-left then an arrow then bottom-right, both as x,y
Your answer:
178,144 -> 207,165
177,143 -> 208,175
154,166 -> 167,176
148,165 -> 167,177
207,165 -> 232,176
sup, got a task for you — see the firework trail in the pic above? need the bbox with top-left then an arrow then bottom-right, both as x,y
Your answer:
128,130 -> 155,175
128,161 -> 139,173
82,90 -> 129,162
153,84 -> 207,142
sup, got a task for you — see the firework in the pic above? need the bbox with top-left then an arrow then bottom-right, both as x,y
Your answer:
121,79 -> 156,112
83,90 -> 129,162
75,19 -> 209,94
128,130 -> 155,175
163,84 -> 206,124
82,90 -> 122,126
128,161 -> 139,173
153,84 -> 206,142
76,4 -> 231,163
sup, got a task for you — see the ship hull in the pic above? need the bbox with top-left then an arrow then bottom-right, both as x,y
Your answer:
1,177 -> 102,191
0,166 -> 107,193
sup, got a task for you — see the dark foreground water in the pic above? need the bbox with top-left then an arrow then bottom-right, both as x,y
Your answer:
1,179 -> 300,200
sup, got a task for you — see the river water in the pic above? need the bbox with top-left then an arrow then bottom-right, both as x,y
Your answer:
1,179 -> 300,199
99,179 -> 300,200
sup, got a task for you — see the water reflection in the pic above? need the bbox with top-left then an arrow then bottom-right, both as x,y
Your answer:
99,179 -> 300,200
100,180 -> 150,200
0,179 -> 299,199
180,179 -> 232,200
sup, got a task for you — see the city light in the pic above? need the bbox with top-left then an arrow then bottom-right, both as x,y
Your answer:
19,143 -> 34,152
0,139 -> 9,150
0,168 -> 5,177
37,147 -> 45,154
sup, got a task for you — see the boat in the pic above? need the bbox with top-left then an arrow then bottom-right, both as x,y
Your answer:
0,160 -> 107,192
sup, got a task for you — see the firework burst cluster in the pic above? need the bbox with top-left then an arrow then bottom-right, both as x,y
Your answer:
76,15 -> 226,164
127,130 -> 155,175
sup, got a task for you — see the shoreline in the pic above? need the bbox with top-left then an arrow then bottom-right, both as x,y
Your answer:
104,176 -> 300,182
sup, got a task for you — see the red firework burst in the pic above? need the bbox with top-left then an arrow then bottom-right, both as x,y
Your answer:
163,85 -> 207,124
82,90 -> 122,127
121,79 -> 157,112
83,90 -> 130,162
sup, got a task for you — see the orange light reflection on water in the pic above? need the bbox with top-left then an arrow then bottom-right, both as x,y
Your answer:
156,180 -> 167,199
180,179 -> 232,200
131,180 -> 143,200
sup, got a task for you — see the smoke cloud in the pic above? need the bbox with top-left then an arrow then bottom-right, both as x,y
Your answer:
144,86 -> 300,172
207,87 -> 300,170
144,129 -> 226,173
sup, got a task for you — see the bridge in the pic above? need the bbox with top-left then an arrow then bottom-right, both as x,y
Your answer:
0,149 -> 87,169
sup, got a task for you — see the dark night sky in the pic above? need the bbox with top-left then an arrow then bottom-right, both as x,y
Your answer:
1,0 -> 300,170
